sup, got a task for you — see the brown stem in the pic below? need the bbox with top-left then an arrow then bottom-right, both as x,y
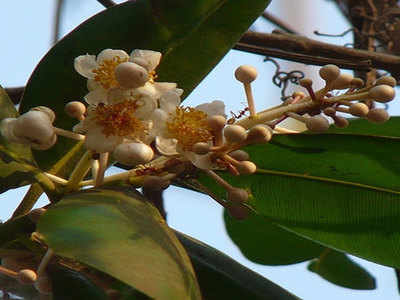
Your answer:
237,31 -> 400,80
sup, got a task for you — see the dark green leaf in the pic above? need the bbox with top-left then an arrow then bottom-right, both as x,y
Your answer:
224,212 -> 324,265
175,231 -> 301,300
37,187 -> 201,300
0,86 -> 36,193
196,127 -> 400,268
308,250 -> 376,290
0,215 -> 35,247
20,0 -> 270,170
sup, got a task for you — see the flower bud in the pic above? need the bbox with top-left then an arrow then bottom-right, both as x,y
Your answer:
113,143 -> 154,166
366,108 -> 390,123
368,85 -> 395,103
305,116 -> 330,132
350,78 -> 364,88
349,103 -> 369,117
207,115 -> 226,131
115,62 -> 149,89
323,107 -> 336,117
299,78 -> 313,88
375,76 -> 396,87
192,142 -> 210,155
319,65 -> 340,83
30,106 -> 55,123
234,65 -> 258,83
227,187 -> 249,203
223,125 -> 247,143
334,116 -> 349,128
229,150 -> 249,161
65,101 -> 86,119
236,161 -> 257,175
246,124 -> 272,143
331,73 -> 353,90
17,269 -> 37,285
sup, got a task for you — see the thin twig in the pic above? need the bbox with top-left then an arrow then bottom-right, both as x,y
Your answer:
97,0 -> 116,8
52,0 -> 64,44
261,11 -> 298,35
4,87 -> 24,104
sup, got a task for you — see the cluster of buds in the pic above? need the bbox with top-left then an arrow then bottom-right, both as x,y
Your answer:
1,49 -> 396,220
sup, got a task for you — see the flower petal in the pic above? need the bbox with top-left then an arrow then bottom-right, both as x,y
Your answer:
97,49 -> 129,64
135,95 -> 157,118
87,79 -> 102,91
85,127 -> 122,153
130,50 -> 162,72
84,88 -> 108,105
74,55 -> 97,79
159,91 -> 181,114
155,136 -> 179,156
195,100 -> 225,117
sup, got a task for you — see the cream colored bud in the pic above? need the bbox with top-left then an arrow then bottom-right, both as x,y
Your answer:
368,85 -> 395,103
375,76 -> 397,87
319,65 -> 340,82
143,176 -> 169,191
115,62 -> 149,89
192,142 -> 210,155
234,65 -> 258,83
65,101 -> 86,119
305,116 -> 330,132
334,116 -> 349,128
32,133 -> 57,150
227,187 -> 249,203
113,142 -> 154,166
236,161 -> 257,175
30,106 -> 55,123
229,150 -> 249,161
299,78 -> 313,88
366,108 -> 390,123
224,125 -> 247,143
349,103 -> 369,117
246,125 -> 272,143
350,78 -> 364,88
207,115 -> 226,131
34,275 -> 52,295
331,73 -> 353,90
17,269 -> 37,285
323,107 -> 336,117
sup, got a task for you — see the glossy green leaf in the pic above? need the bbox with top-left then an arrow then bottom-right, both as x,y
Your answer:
196,124 -> 400,268
0,86 -> 36,193
224,213 -> 324,265
20,0 -> 270,170
308,250 -> 376,290
37,187 -> 201,300
175,231 -> 301,300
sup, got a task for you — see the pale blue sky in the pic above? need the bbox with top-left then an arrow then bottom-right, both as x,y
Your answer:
0,1 -> 399,299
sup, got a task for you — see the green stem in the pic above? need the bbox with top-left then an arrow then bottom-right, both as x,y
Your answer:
12,183 -> 44,218
65,151 -> 92,192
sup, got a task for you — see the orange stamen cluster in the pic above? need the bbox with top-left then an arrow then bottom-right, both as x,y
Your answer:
166,107 -> 213,151
94,100 -> 145,138
149,70 -> 157,83
93,56 -> 128,89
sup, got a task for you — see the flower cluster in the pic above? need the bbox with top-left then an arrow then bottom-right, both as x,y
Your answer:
1,50 -> 396,221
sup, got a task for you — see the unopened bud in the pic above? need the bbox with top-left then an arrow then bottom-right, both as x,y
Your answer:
234,65 -> 258,84
299,78 -> 313,88
375,76 -> 396,87
236,161 -> 257,175
227,187 -> 249,203
334,116 -> 349,128
17,269 -> 37,285
224,125 -> 247,143
319,65 -> 340,83
349,103 -> 369,117
366,108 -> 390,123
115,62 -> 149,89
350,78 -> 364,88
207,115 -> 226,131
247,125 -> 272,143
323,107 -> 336,117
192,142 -> 210,155
229,150 -> 249,161
368,85 -> 395,103
65,101 -> 86,119
30,107 -> 55,123
113,142 -> 154,166
331,73 -> 353,90
305,116 -> 330,132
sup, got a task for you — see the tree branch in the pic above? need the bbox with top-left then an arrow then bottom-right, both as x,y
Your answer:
237,31 -> 400,81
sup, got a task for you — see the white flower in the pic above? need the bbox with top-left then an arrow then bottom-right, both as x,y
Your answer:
153,100 -> 225,169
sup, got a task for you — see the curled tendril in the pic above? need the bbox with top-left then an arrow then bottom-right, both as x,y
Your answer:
264,57 -> 305,100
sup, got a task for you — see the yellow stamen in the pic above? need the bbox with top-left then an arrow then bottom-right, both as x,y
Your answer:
94,100 -> 146,138
93,56 -> 128,89
149,70 -> 157,83
167,107 -> 213,151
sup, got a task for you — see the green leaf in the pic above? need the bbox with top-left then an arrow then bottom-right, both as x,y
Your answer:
0,215 -> 35,246
175,231 -> 301,300
37,187 -> 201,300
0,86 -> 36,193
307,250 -> 376,290
224,213 -> 324,265
196,126 -> 400,268
20,0 -> 270,171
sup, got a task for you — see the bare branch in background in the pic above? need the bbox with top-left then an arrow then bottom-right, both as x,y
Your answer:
5,87 -> 24,105
97,0 -> 116,8
52,0 -> 64,44
261,11 -> 299,34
